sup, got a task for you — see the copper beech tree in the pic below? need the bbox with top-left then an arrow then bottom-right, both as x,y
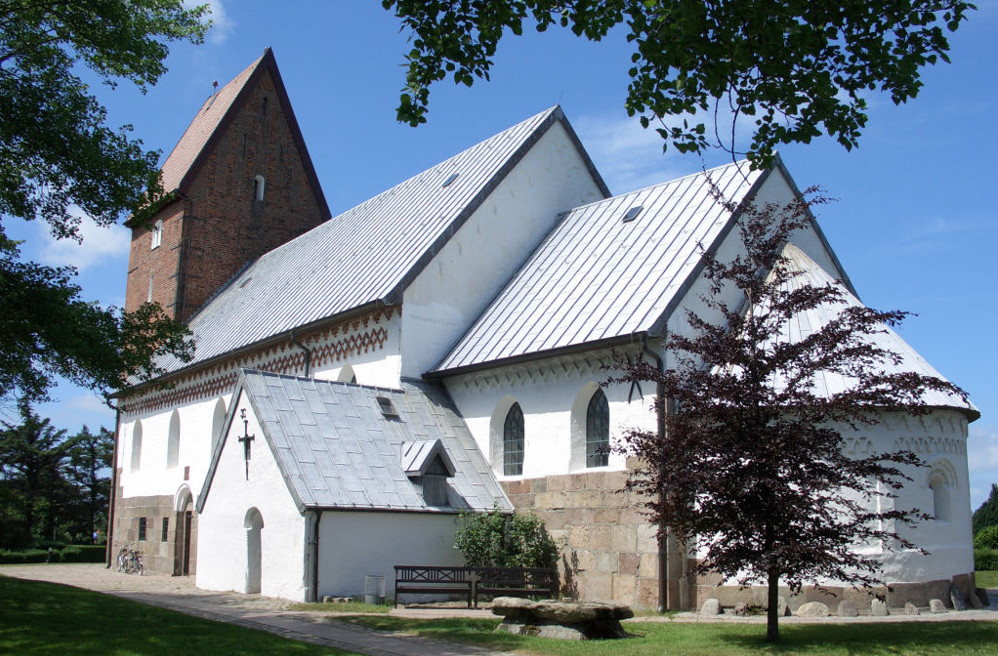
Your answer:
611,192 -> 967,641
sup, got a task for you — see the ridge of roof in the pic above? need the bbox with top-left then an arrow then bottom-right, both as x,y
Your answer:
148,106 -> 582,378
430,160 -> 765,376
158,48 -> 330,219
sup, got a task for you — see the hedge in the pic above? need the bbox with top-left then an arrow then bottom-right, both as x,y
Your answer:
975,548 -> 998,571
0,545 -> 106,565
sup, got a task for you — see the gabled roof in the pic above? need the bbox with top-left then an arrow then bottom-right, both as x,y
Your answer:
432,160 -> 769,375
157,48 -> 328,216
769,244 -> 977,418
402,439 -> 456,477
197,370 -> 513,514
155,106 -> 605,374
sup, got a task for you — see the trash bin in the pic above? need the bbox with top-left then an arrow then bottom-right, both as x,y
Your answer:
364,575 -> 386,606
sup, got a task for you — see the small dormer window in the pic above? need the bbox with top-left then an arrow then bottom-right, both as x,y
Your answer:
377,396 -> 398,418
150,219 -> 163,249
254,175 -> 266,202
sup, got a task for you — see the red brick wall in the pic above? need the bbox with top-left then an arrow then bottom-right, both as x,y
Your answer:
124,203 -> 185,314
124,68 -> 327,321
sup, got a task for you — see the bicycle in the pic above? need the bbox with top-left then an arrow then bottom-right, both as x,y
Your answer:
116,544 -> 143,574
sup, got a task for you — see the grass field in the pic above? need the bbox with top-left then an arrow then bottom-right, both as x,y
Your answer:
0,575 -> 356,656
976,570 -> 998,588
342,615 -> 998,656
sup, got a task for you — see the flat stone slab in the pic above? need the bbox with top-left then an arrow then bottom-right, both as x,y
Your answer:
929,598 -> 947,613
700,598 -> 721,616
492,597 -> 633,640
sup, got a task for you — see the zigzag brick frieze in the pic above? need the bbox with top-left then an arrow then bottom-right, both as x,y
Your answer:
121,308 -> 395,417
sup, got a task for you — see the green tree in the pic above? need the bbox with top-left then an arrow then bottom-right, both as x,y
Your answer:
63,426 -> 113,543
612,192 -> 967,641
0,0 -> 204,403
384,0 -> 973,166
0,401 -> 68,547
972,483 -> 998,534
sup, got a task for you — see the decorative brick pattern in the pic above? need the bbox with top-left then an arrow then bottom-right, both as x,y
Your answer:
120,308 -> 395,417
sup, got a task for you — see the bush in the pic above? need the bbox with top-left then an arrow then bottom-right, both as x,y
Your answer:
975,548 -> 998,571
0,545 -> 104,564
454,508 -> 559,569
974,525 -> 998,550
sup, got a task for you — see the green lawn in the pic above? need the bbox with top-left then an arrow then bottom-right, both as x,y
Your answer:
0,575 -> 357,656
342,615 -> 998,656
976,570 -> 998,588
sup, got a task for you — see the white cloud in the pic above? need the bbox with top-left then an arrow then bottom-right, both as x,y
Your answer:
36,212 -> 130,272
968,423 -> 998,510
573,113 -> 699,195
206,1 -> 233,45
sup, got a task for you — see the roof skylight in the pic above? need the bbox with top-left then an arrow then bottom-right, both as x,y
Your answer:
622,205 -> 643,223
441,172 -> 460,188
377,396 -> 399,418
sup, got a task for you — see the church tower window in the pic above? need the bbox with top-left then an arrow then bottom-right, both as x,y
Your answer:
586,389 -> 609,468
150,219 -> 163,249
254,175 -> 266,201
503,403 -> 524,476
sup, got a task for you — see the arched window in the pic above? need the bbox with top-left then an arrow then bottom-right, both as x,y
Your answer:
130,420 -> 143,472
254,175 -> 266,201
150,219 -> 163,249
166,410 -> 180,469
211,398 -> 227,454
503,403 -> 524,476
337,364 -> 357,384
586,389 -> 610,468
927,459 -> 956,522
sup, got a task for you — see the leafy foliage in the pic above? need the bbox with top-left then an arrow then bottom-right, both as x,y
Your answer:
611,189 -> 967,640
0,402 -> 114,548
0,1 -> 204,403
972,483 -> 998,534
454,507 -> 558,569
0,237 -> 193,403
974,525 -> 998,550
383,0 -> 973,167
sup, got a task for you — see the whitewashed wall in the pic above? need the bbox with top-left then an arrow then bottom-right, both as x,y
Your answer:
317,511 -> 463,599
444,350 -> 655,479
871,409 -> 973,583
195,390 -> 307,600
400,121 -> 606,378
117,393 -> 232,502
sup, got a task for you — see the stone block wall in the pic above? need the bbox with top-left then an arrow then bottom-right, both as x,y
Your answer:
110,478 -> 197,576
502,470 -> 663,609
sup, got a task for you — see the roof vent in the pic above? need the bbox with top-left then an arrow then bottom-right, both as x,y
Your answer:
376,396 -> 398,418
239,277 -> 253,289
622,205 -> 643,223
441,172 -> 460,188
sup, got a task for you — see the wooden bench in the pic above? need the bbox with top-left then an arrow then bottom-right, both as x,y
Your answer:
393,565 -> 557,608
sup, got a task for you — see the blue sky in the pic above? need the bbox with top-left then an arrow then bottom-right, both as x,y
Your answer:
6,1 -> 997,509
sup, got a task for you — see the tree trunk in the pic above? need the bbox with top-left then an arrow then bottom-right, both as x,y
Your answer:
766,570 -> 780,642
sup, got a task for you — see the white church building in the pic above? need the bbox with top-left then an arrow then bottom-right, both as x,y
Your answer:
109,50 -> 978,610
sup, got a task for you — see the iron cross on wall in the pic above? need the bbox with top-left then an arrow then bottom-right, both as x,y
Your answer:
238,408 -> 255,480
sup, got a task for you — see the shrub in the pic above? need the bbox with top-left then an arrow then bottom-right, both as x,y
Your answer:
974,525 -> 998,550
60,545 -> 106,563
454,508 -> 559,569
974,548 -> 998,571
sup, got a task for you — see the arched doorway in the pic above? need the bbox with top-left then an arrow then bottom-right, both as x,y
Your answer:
173,486 -> 194,576
244,508 -> 264,594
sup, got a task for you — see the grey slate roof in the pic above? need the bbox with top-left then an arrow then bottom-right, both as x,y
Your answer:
432,160 -> 767,374
157,106 -> 604,374
197,370 -> 512,514
770,244 -> 977,417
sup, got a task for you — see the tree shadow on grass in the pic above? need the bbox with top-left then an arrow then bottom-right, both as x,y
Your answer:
718,621 -> 998,655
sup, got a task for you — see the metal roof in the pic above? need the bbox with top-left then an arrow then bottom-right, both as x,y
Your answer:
157,107 -> 576,373
433,161 -> 765,374
770,244 -> 976,417
197,370 -> 512,513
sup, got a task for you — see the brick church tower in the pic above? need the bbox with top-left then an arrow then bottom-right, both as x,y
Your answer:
124,48 -> 329,322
